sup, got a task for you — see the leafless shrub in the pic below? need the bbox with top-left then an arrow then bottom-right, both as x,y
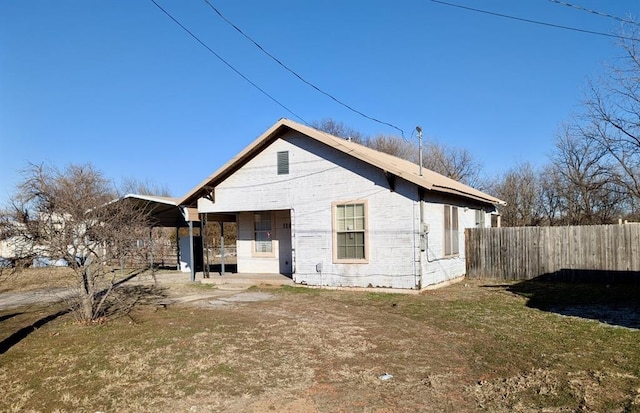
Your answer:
0,163 -> 153,322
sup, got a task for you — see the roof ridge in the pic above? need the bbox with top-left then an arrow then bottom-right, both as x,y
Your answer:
281,119 -> 504,206
179,118 -> 505,206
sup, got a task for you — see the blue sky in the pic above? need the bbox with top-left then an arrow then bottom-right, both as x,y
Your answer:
1,0 -> 638,203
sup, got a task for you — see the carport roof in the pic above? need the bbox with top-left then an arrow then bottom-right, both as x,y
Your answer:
121,194 -> 198,227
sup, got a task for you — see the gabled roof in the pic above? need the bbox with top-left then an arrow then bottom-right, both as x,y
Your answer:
180,118 -> 505,207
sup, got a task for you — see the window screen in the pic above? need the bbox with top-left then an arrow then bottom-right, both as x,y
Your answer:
444,205 -> 459,256
254,211 -> 272,253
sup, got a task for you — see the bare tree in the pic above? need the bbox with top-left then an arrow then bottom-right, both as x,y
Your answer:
580,24 -> 640,204
366,135 -> 485,187
550,127 -> 624,224
0,163 -> 152,322
310,118 -> 368,144
490,162 -> 541,227
423,142 -> 484,188
120,177 -> 172,197
538,164 -> 566,226
312,118 -> 485,186
366,134 -> 417,160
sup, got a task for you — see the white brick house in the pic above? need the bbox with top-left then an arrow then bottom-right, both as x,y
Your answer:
180,119 -> 504,290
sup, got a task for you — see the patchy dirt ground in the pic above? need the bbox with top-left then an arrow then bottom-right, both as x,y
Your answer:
0,270 -> 267,311
1,270 -> 639,412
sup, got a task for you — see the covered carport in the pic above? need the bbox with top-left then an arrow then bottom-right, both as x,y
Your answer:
121,194 -> 236,282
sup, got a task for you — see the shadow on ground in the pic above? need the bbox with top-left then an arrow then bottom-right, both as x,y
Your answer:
99,284 -> 169,319
0,312 -> 22,323
207,264 -> 238,274
0,281 -> 169,355
496,277 -> 640,329
0,309 -> 70,354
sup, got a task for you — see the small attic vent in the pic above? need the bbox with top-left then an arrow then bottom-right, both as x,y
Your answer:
277,151 -> 289,175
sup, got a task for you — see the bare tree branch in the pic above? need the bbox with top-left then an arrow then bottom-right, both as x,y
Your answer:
1,163 -> 153,322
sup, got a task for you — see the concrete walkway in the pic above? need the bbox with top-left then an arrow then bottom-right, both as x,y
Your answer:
200,272 -> 294,288
0,270 -> 293,311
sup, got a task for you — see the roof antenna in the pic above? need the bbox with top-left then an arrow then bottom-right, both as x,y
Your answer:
416,126 -> 423,176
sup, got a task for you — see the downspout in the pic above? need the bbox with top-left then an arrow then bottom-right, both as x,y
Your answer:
290,208 -> 296,278
412,198 -> 419,289
418,188 -> 426,290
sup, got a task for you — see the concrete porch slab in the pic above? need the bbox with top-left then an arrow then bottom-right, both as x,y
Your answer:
200,273 -> 294,288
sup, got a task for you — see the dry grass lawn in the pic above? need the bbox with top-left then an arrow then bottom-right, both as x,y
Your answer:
0,268 -> 639,412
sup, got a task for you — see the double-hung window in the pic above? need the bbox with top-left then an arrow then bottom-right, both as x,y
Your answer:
444,205 -> 459,256
254,211 -> 273,254
334,202 -> 367,262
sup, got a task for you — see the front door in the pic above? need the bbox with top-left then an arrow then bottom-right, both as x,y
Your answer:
276,211 -> 293,276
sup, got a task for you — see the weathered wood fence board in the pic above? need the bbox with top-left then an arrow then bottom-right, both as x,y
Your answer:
465,224 -> 640,281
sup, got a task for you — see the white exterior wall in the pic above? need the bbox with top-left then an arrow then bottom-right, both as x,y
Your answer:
199,132 -> 420,288
178,236 -> 192,273
236,210 -> 288,274
198,131 -> 494,289
420,198 -> 492,287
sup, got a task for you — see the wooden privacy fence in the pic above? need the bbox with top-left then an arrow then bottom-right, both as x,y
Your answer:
465,224 -> 640,281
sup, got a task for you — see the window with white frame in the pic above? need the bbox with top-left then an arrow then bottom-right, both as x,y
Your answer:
444,205 -> 459,256
334,202 -> 367,261
254,211 -> 273,253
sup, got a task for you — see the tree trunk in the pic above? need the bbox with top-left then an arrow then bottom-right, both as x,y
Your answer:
81,268 -> 94,321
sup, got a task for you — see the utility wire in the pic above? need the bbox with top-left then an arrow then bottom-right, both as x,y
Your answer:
201,0 -> 406,138
548,0 -> 640,27
149,0 -> 307,124
428,0 -> 639,41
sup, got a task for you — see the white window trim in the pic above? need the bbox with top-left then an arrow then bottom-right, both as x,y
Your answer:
252,211 -> 275,258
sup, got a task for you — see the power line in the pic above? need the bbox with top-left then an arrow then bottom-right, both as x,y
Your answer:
149,0 -> 307,124
428,0 -> 639,41
548,0 -> 640,27
201,0 -> 406,138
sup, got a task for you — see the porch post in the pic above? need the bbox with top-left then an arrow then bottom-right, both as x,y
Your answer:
200,215 -> 209,278
189,220 -> 195,282
175,226 -> 180,270
220,221 -> 225,276
149,227 -> 154,272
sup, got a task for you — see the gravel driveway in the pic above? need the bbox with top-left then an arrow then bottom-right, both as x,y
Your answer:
0,287 -> 78,310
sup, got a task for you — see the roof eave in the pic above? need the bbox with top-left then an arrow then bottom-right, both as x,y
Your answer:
177,118 -> 506,208
430,185 -> 506,207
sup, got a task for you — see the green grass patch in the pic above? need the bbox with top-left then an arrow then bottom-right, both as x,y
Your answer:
186,282 -> 218,291
277,285 -> 324,294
